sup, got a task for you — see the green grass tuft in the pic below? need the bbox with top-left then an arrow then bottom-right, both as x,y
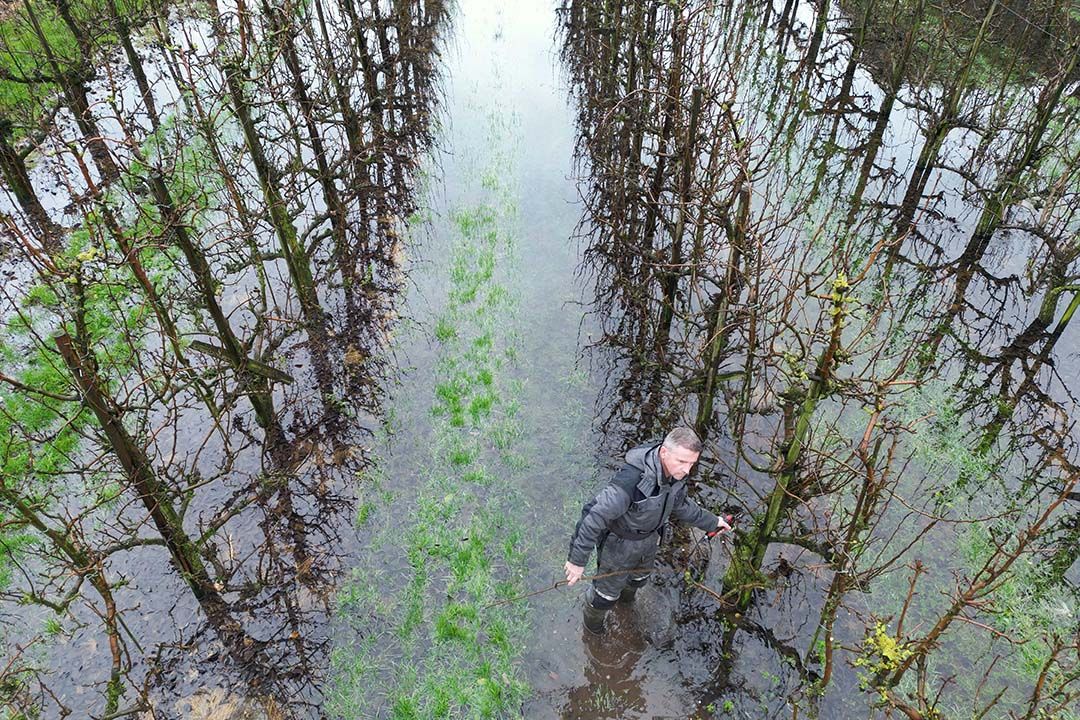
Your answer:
434,603 -> 478,643
434,317 -> 457,342
448,445 -> 476,467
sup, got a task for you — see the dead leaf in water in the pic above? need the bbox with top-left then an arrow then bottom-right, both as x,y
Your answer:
344,346 -> 366,366
174,688 -> 277,720
332,445 -> 356,465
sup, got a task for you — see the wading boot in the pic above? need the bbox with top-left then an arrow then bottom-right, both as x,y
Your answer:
583,602 -> 608,635
583,588 -> 613,635
619,576 -> 648,604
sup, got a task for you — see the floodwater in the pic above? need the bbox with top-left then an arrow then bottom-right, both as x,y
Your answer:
325,0 -> 1080,716
1,0 -> 1078,718
333,1 -> 863,719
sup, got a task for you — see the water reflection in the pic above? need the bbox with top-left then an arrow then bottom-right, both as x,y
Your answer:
560,0 -> 1080,716
562,621 -> 650,718
138,0 -> 450,712
0,0 -> 447,716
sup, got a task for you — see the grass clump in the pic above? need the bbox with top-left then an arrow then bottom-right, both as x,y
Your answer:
355,501 -> 377,526
468,392 -> 496,423
449,445 -> 476,467
434,377 -> 468,427
434,317 -> 458,342
434,603 -> 479,643
462,468 -> 492,485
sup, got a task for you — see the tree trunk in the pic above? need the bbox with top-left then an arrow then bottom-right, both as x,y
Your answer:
312,0 -> 364,160
23,0 -> 120,182
94,202 -> 226,425
146,170 -> 277,429
223,61 -> 321,326
724,276 -> 850,609
0,114 -> 60,247
53,332 -> 220,603
810,0 -> 874,202
846,0 -> 924,228
657,84 -> 701,348
693,182 -> 748,438
890,1 -> 997,249
264,0 -> 349,272
50,0 -> 92,60
639,12 -> 682,315
802,0 -> 831,74
106,0 -> 160,131
54,334 -> 265,666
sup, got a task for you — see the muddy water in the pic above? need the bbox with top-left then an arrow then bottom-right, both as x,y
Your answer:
323,0 -> 605,714
2,2 -> 436,717
417,3 -> 716,718
545,2 -> 1080,719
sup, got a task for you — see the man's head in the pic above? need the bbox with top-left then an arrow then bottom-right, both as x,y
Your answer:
658,427 -> 701,480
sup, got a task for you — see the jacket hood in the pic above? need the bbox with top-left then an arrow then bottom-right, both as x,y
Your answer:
625,441 -> 671,488
624,441 -> 659,469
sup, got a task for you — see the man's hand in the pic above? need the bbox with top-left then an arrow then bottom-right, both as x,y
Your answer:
564,561 -> 585,585
708,514 -> 734,538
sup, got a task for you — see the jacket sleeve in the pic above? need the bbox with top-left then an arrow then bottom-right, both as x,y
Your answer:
567,468 -> 636,567
670,486 -> 719,533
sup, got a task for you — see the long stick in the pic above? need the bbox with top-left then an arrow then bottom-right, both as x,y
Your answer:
483,567 -> 663,609
484,565 -> 765,610
484,532 -> 755,611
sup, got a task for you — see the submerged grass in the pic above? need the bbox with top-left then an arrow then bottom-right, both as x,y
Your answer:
330,103 -> 530,718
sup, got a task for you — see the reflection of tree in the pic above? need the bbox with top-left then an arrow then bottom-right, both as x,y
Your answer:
0,115 -> 61,245
0,0 -> 447,716
561,0 -> 1080,716
918,44 -> 1080,372
0,485 -> 127,717
559,0 -> 768,444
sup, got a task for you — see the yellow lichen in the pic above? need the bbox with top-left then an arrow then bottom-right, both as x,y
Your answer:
76,246 -> 100,263
854,622 -> 913,683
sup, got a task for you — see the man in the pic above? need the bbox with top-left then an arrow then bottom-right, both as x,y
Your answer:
564,427 -> 731,634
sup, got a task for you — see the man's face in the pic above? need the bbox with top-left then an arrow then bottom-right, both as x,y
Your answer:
659,445 -> 699,480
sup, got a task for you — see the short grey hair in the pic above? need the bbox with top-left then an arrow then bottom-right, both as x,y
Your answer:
662,427 -> 701,453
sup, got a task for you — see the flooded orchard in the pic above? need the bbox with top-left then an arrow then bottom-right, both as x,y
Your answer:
1,0 -> 1077,718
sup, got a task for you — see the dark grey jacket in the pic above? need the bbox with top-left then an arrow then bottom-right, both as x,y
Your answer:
567,442 -> 720,567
